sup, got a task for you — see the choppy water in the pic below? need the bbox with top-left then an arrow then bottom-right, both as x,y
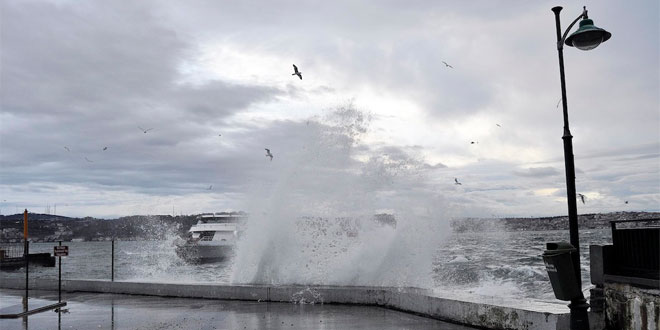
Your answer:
432,228 -> 610,301
0,228 -> 611,303
0,240 -> 232,283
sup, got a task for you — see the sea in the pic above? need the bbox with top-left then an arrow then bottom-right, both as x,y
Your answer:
0,228 -> 610,304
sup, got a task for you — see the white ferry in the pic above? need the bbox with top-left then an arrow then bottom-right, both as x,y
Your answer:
175,212 -> 246,263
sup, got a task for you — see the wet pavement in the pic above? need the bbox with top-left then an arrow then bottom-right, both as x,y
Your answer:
0,289 -> 478,330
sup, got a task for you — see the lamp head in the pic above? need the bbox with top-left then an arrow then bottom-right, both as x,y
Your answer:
565,18 -> 611,51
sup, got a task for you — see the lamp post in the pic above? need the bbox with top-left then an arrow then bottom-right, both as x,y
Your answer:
551,6 -> 611,330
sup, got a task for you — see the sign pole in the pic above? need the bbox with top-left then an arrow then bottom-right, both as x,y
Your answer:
23,209 -> 28,309
58,241 -> 62,303
111,239 -> 114,282
54,244 -> 68,304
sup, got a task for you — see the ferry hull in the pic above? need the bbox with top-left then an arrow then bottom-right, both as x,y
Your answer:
175,244 -> 234,263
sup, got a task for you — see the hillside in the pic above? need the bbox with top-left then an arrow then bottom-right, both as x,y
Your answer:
450,211 -> 660,233
0,214 -> 198,243
1,211 -> 658,242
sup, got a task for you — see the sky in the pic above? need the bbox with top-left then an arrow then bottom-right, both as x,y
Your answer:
1,0 -> 658,219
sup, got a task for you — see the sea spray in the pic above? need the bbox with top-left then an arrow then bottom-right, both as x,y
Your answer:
119,215 -> 200,282
231,103 -> 453,288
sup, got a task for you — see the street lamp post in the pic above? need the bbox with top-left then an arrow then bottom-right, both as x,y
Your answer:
551,6 -> 611,330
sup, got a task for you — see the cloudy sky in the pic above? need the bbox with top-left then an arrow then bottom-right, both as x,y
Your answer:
1,0 -> 658,219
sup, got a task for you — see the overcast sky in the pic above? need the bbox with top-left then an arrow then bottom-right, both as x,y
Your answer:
1,0 -> 658,219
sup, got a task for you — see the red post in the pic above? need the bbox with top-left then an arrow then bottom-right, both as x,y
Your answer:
23,209 -> 28,239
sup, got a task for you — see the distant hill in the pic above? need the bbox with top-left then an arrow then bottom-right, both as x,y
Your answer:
1,211 -> 658,242
0,213 -> 78,222
450,211 -> 660,233
0,213 -> 198,243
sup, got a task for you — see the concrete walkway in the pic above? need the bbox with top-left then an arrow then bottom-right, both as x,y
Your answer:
0,278 -> 577,329
0,289 -> 478,330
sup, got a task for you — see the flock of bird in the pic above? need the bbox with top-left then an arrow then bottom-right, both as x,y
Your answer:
60,66 -> 308,188
64,145 -> 108,163
59,62 -> 620,205
64,126 -> 154,162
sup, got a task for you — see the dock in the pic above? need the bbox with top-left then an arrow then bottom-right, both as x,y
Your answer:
0,253 -> 56,270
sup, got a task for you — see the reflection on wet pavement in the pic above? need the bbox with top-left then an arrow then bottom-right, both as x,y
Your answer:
1,289 -> 477,330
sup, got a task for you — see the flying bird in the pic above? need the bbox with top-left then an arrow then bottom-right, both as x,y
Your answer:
625,200 -> 629,204
292,64 -> 302,80
556,98 -> 562,108
265,148 -> 273,161
84,157 -> 94,163
54,308 -> 69,314
470,141 -> 478,145
208,185 -> 213,190
442,61 -> 453,68
496,124 -> 501,127
454,178 -> 462,185
577,193 -> 586,204
138,126 -> 153,134
102,147 -> 108,151
64,146 -> 70,152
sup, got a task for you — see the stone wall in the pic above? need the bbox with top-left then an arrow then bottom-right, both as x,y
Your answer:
604,282 -> 659,330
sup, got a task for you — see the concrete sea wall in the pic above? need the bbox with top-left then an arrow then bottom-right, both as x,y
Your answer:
0,278 -> 572,330
604,282 -> 660,330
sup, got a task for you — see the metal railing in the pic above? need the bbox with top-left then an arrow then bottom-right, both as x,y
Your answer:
608,219 -> 660,280
0,239 -> 187,282
0,243 -> 25,259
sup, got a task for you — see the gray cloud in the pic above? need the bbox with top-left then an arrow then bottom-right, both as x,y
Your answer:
0,0 -> 284,195
1,2 -> 183,114
0,0 -> 657,218
513,166 -> 560,178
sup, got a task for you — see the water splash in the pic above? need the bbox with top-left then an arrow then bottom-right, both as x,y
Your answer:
232,103 -> 452,288
291,287 -> 323,304
117,215 -> 227,283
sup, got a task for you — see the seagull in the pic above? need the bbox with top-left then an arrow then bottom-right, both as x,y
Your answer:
265,148 -> 273,161
138,126 -> 153,134
102,147 -> 108,151
442,61 -> 453,69
84,157 -> 94,163
64,146 -> 70,152
454,178 -> 462,185
577,193 -> 586,204
292,64 -> 302,80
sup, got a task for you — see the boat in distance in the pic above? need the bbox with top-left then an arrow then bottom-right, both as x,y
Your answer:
175,212 -> 246,263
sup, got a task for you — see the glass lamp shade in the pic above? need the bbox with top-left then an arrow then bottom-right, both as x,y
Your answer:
565,19 -> 611,51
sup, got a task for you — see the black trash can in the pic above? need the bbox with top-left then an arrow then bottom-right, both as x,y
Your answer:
543,242 -> 582,301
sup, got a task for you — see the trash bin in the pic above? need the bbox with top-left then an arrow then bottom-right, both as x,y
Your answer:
543,242 -> 582,301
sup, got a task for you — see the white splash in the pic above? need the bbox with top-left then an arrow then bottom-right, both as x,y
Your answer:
231,103 -> 452,289
291,287 -> 323,304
